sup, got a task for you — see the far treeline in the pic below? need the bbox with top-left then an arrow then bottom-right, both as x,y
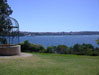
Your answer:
19,39 -> 99,56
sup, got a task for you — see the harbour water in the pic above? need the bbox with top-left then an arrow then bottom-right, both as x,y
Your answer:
18,35 -> 99,47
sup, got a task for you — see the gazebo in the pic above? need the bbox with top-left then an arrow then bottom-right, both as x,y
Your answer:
0,17 -> 21,56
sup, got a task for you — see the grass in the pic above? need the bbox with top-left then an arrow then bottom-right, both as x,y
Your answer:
0,53 -> 99,75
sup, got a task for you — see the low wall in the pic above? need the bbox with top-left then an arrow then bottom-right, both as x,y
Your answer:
0,45 -> 21,56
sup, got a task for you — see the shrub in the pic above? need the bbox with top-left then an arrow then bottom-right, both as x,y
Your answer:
68,47 -> 73,54
72,43 -> 94,55
94,48 -> 99,56
19,40 -> 45,52
56,45 -> 67,54
89,50 -> 99,56
46,46 -> 56,53
19,40 -> 99,56
73,44 -> 81,54
23,40 -> 31,50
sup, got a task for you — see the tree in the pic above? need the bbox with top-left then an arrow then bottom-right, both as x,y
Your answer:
0,0 -> 13,44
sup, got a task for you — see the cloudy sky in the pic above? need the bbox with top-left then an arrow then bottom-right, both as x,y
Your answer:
8,0 -> 99,32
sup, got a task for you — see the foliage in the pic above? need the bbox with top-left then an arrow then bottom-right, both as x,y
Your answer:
19,40 -> 99,56
0,0 -> 13,44
46,46 -> 56,53
68,47 -> 73,54
19,40 -> 45,52
96,39 -> 99,46
71,43 -> 95,55
56,45 -> 67,54
73,44 -> 81,54
0,38 -> 7,44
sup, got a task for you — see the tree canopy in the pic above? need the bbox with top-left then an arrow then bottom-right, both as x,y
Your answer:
0,0 -> 13,44
0,0 -> 13,33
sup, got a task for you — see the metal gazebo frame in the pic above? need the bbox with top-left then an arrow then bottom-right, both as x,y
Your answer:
0,17 -> 19,45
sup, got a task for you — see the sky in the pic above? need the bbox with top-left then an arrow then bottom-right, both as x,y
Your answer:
8,0 -> 99,32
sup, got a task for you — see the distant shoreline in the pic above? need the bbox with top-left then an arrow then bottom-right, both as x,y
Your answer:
19,31 -> 99,36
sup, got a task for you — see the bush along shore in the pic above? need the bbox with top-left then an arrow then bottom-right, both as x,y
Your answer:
19,40 -> 99,56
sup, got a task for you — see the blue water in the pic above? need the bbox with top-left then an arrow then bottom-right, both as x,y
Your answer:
18,35 -> 99,48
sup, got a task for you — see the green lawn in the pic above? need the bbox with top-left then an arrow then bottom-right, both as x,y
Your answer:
0,53 -> 99,75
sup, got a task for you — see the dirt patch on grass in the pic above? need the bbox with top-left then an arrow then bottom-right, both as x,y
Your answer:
0,53 -> 32,58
